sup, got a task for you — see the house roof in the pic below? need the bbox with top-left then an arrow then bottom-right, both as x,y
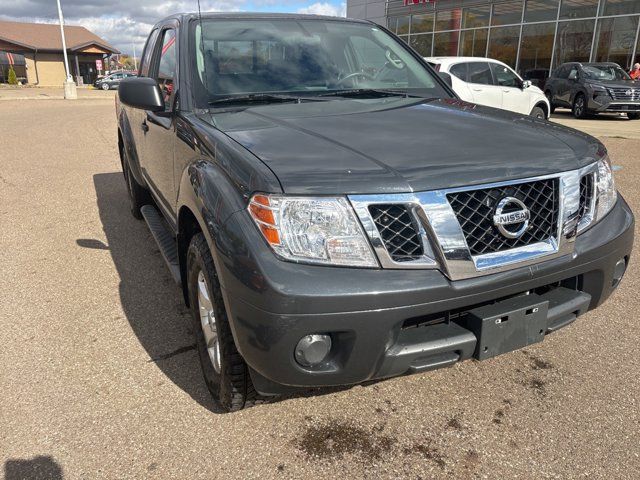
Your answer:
0,20 -> 119,54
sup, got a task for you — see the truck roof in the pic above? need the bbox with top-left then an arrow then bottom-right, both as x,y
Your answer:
154,12 -> 370,27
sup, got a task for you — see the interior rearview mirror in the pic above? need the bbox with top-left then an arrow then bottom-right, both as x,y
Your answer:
118,77 -> 165,112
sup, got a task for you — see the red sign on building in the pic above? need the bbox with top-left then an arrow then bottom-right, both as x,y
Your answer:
403,0 -> 434,5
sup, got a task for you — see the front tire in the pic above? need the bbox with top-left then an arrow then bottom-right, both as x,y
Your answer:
572,93 -> 588,119
101,83 -> 110,91
627,112 -> 639,120
530,106 -> 546,119
187,233 -> 266,412
121,148 -> 151,219
545,91 -> 555,114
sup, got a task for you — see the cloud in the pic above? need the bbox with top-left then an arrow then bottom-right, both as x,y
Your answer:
0,0 -> 348,56
297,2 -> 346,16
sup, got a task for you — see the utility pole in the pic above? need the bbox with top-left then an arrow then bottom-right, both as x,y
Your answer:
56,0 -> 77,99
132,43 -> 138,71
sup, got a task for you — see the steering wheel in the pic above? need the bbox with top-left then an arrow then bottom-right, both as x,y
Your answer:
335,71 -> 375,86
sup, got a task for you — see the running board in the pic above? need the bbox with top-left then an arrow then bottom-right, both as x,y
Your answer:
140,205 -> 181,284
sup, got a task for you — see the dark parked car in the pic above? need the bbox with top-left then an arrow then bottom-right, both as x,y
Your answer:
521,68 -> 550,90
94,71 -> 136,90
545,62 -> 640,119
116,13 -> 634,411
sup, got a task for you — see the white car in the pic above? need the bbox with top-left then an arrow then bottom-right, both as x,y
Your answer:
425,57 -> 550,119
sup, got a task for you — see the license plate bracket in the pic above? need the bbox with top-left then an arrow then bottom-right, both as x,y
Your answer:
460,295 -> 549,360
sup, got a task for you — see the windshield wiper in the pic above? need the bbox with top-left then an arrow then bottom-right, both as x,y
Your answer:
208,93 -> 304,107
316,88 -> 420,98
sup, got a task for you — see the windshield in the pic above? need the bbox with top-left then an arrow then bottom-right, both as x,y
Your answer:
582,65 -> 631,81
192,18 -> 449,105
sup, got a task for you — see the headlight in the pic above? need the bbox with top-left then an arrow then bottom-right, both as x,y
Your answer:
248,194 -> 378,267
595,155 -> 617,221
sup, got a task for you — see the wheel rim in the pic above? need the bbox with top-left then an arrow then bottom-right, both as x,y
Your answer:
536,110 -> 544,119
575,98 -> 584,116
198,270 -> 221,374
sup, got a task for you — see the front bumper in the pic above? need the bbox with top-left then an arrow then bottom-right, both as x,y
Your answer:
588,96 -> 640,113
215,197 -> 634,394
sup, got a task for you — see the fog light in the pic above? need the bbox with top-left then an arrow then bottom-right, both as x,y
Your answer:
612,258 -> 627,288
295,334 -> 332,367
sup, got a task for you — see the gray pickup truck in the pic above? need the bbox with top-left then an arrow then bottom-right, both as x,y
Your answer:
115,13 -> 634,412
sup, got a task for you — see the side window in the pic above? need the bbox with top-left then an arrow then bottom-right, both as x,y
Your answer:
568,66 -> 579,80
139,29 -> 159,77
468,62 -> 493,85
155,29 -> 177,110
556,65 -> 569,79
450,63 -> 468,81
490,63 -> 520,87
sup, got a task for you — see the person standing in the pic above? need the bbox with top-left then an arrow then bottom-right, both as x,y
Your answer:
631,63 -> 640,80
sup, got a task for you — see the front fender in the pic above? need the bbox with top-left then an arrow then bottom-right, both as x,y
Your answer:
118,108 -> 145,186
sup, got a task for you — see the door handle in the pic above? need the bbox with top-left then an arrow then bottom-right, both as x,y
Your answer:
142,121 -> 149,133
472,88 -> 483,92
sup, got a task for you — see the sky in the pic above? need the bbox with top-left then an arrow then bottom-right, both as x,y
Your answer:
0,0 -> 347,56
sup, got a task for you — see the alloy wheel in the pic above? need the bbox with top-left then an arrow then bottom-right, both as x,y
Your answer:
198,270 -> 221,374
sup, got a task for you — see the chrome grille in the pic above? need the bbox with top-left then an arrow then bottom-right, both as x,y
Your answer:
447,179 -> 559,256
608,87 -> 640,102
368,204 -> 423,262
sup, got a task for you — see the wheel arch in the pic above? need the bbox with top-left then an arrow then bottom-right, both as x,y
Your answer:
533,101 -> 549,119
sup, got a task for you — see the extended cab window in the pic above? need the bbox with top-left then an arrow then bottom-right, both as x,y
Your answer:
467,62 -> 493,85
156,29 -> 177,109
490,63 -> 520,87
568,66 -> 579,80
193,18 -> 450,104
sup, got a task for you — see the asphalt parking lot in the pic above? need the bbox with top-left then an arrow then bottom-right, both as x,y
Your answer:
1,98 -> 639,480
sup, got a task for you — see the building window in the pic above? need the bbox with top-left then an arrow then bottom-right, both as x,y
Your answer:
559,0 -> 598,20
488,26 -> 520,67
434,31 -> 460,56
387,17 -> 398,33
435,9 -> 462,32
462,5 -> 491,28
397,16 -> 411,35
411,14 -> 434,34
460,28 -> 489,57
491,1 -> 524,26
554,19 -> 596,66
594,16 -> 639,69
524,0 -> 560,23
599,0 -> 640,16
518,22 -> 555,76
410,33 -> 434,56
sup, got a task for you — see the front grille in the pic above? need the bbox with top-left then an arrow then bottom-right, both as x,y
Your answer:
447,179 -> 559,256
577,173 -> 594,224
369,204 -> 423,262
608,87 -> 640,102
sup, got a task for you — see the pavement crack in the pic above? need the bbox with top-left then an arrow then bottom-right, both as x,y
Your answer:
148,344 -> 197,362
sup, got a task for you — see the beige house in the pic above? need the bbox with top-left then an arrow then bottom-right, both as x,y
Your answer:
0,20 -> 119,86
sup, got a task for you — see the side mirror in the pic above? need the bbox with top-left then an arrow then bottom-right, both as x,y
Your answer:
118,77 -> 164,112
522,80 -> 532,89
438,71 -> 453,88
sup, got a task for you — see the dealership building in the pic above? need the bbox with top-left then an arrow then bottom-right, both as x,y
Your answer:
347,0 -> 640,77
0,20 -> 119,86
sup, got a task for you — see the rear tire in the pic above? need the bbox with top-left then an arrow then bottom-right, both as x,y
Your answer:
187,233 -> 267,412
572,93 -> 588,119
627,112 -> 639,120
530,106 -> 546,119
121,148 -> 151,220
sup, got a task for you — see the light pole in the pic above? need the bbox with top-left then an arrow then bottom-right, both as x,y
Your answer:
56,0 -> 77,99
132,43 -> 138,71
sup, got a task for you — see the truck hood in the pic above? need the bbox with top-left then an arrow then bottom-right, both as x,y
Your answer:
586,79 -> 640,89
206,97 -> 601,195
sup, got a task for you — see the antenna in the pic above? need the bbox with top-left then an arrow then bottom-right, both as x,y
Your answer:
197,0 -> 209,95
